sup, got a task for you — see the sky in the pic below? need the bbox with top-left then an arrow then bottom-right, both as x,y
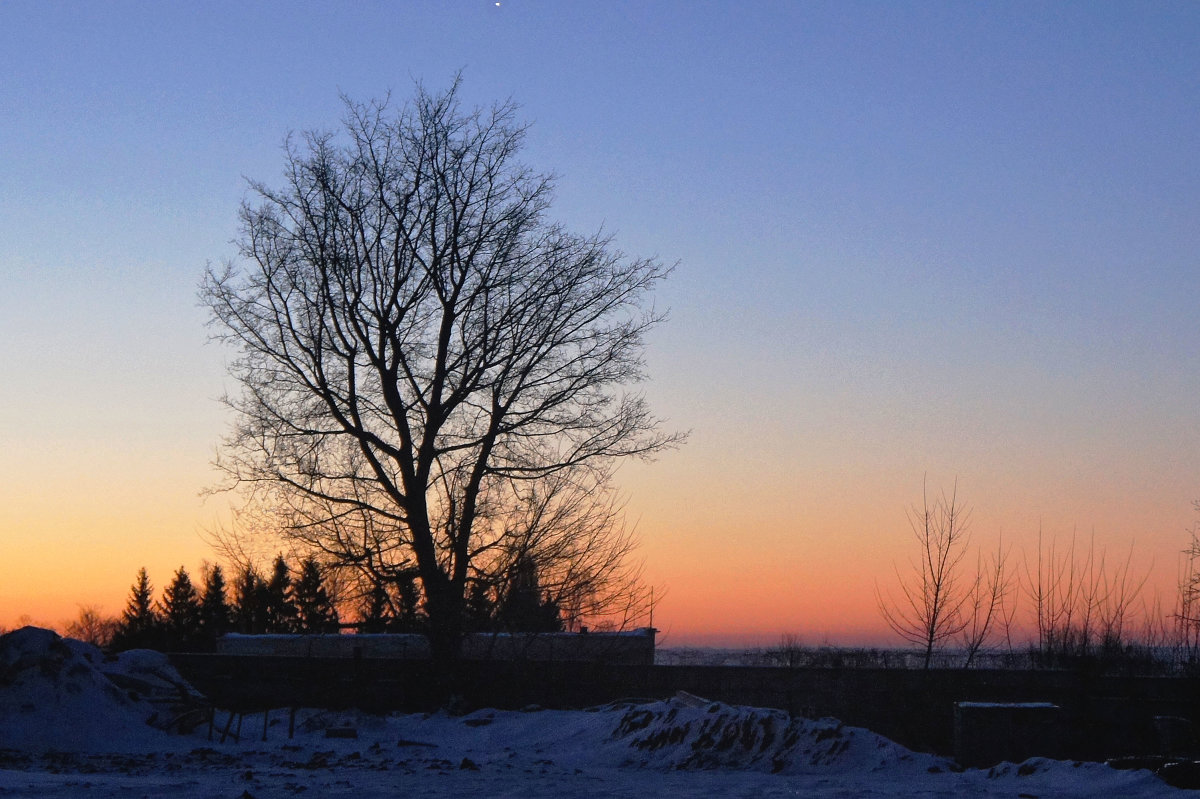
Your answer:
1,0 -> 1198,646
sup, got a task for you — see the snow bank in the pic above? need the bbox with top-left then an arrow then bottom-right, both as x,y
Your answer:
0,627 -> 205,752
606,694 -> 951,774
357,694 -> 951,777
0,660 -> 1175,797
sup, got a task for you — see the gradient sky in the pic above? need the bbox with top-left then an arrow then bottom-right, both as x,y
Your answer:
2,1 -> 1198,646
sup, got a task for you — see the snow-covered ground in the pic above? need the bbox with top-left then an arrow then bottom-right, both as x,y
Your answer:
0,628 -> 1182,797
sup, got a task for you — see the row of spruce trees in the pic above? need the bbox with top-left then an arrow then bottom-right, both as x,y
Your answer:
110,555 -> 563,653
112,555 -> 339,652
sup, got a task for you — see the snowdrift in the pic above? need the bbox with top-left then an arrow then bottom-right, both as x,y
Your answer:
0,627 -> 206,752
608,693 -> 951,774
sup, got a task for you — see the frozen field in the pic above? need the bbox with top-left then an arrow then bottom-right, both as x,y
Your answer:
0,627 -> 1182,797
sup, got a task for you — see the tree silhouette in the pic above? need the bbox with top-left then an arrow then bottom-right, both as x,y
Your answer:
199,563 -> 232,648
161,566 -> 203,651
112,568 -> 160,650
202,78 -> 680,661
65,605 -> 118,648
263,555 -> 298,633
354,571 -> 423,633
392,572 -> 423,632
464,579 -> 496,632
497,557 -> 563,633
292,557 -> 339,633
357,583 -> 393,634
877,479 -> 1008,668
232,565 -> 267,634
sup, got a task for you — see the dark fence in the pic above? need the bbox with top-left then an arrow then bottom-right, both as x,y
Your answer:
168,654 -> 1200,761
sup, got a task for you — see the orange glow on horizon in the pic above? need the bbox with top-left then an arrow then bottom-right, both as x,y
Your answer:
1,441 -> 1191,649
4,493 -> 1187,654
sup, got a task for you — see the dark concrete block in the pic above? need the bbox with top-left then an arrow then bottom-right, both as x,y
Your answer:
954,701 -> 1062,768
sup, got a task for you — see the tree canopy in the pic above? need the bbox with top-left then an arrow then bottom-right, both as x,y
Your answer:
202,79 -> 679,658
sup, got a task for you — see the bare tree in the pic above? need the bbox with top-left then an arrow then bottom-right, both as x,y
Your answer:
1176,502 -> 1200,661
1096,542 -> 1148,651
877,478 -> 976,669
201,78 -> 680,660
764,632 -> 807,668
1025,525 -> 1068,657
479,469 -> 654,632
959,535 -> 1013,667
1024,529 -> 1148,663
64,605 -> 119,648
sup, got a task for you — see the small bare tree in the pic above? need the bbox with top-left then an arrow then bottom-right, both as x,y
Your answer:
1025,529 -> 1148,663
764,632 -> 807,668
64,605 -> 119,648
877,478 -> 975,669
1096,543 -> 1148,650
1026,525 -> 1072,656
202,78 -> 681,660
1175,502 -> 1200,660
959,535 -> 1013,667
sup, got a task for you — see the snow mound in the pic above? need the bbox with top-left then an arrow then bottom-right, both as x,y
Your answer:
99,647 -> 209,731
608,694 -> 951,775
0,627 -> 205,752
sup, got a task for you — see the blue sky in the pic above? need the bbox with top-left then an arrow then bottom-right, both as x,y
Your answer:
2,1 -> 1198,641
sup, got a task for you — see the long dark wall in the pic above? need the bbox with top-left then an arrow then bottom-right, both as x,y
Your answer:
169,654 -> 1200,760
639,665 -> 1200,759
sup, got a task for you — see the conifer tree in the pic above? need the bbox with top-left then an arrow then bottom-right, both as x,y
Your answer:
200,564 -> 232,649
112,567 -> 160,650
161,566 -> 203,651
232,565 -> 266,634
393,572 -> 424,632
292,557 -> 339,633
497,558 -> 563,633
264,555 -> 298,633
464,579 -> 496,632
357,582 -> 392,634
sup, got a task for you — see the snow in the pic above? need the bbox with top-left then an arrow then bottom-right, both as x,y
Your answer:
0,627 -> 174,753
0,628 -> 1183,796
